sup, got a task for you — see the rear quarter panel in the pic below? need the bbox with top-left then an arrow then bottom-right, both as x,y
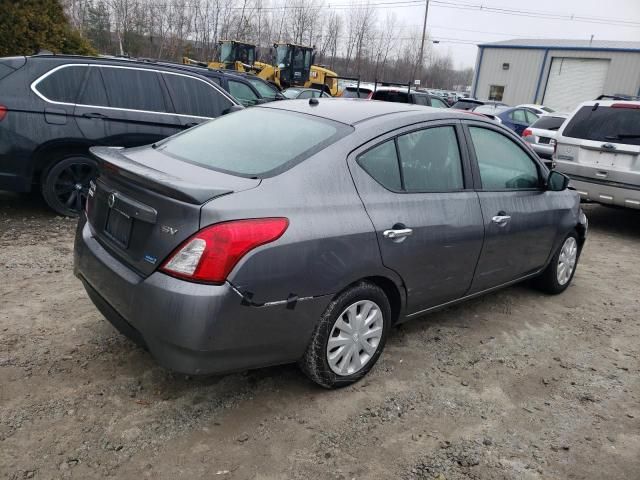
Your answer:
199,136 -> 405,306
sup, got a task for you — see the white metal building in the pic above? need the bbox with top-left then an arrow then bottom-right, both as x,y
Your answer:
470,39 -> 640,112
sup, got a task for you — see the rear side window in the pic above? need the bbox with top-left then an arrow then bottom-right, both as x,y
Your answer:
77,67 -> 109,106
164,74 -> 232,118
158,109 -> 347,177
342,87 -> 370,99
510,109 -> 527,123
358,140 -> 402,191
100,67 -> 166,112
452,100 -> 479,110
36,65 -> 87,103
531,116 -> 566,131
397,127 -> 463,192
413,95 -> 429,106
469,127 -> 540,190
563,105 -> 640,146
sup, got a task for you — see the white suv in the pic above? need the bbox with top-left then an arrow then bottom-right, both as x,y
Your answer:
554,100 -> 640,209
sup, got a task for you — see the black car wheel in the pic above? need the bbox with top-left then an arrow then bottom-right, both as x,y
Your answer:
299,281 -> 391,389
42,156 -> 97,216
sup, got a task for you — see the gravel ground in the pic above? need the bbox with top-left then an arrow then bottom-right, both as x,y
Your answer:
1,192 -> 639,480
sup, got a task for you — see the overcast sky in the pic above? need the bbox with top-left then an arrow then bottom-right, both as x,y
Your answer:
387,0 -> 640,68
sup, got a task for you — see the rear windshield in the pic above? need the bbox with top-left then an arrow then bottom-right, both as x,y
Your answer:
342,87 -> 371,98
157,108 -> 350,177
452,100 -> 480,110
563,105 -> 640,146
531,115 -> 566,131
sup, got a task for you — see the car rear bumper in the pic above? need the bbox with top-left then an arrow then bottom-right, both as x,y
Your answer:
564,177 -> 640,209
74,217 -> 329,375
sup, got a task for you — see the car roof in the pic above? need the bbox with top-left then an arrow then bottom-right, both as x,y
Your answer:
259,98 -> 476,126
574,99 -> 640,108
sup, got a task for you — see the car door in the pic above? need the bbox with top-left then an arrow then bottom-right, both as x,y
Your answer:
464,122 -> 562,292
348,121 -> 485,314
74,65 -> 183,147
162,72 -> 235,128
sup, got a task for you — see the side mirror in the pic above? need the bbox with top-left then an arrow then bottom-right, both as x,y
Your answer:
547,170 -> 570,191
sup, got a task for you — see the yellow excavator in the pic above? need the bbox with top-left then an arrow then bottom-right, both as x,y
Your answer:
183,40 -> 339,96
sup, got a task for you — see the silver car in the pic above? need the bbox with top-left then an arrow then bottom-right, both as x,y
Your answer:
74,100 -> 588,388
523,112 -> 569,165
554,100 -> 640,209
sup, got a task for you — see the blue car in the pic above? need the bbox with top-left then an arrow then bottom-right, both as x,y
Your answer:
472,105 -> 540,135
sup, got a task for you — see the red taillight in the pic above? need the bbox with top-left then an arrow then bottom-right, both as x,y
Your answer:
366,91 -> 373,100
611,103 -> 640,109
0,105 -> 7,121
160,218 -> 289,284
522,128 -> 533,137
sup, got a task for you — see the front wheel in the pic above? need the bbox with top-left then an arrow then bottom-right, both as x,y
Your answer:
534,232 -> 580,294
299,282 -> 391,388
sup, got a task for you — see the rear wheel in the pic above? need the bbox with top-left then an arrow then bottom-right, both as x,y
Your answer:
41,155 -> 97,216
534,232 -> 580,294
299,282 -> 391,388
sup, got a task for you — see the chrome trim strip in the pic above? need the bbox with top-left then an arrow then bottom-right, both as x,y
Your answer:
30,63 -> 238,120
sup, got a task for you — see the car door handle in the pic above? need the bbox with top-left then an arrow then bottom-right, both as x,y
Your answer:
491,215 -> 511,226
82,112 -> 108,119
383,228 -> 413,240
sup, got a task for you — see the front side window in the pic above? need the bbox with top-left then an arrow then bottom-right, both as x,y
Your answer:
36,65 -> 86,103
510,109 -> 527,123
158,109 -> 346,177
524,110 -> 539,124
431,97 -> 448,109
100,67 -> 166,112
358,140 -> 402,191
247,78 -> 278,99
489,85 -> 504,101
298,90 -> 314,99
413,95 -> 429,106
397,126 -> 463,192
228,80 -> 260,107
469,126 -> 540,190
164,74 -> 233,118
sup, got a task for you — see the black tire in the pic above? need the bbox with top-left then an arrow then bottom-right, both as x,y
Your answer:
299,282 -> 392,389
533,231 -> 580,294
41,155 -> 97,216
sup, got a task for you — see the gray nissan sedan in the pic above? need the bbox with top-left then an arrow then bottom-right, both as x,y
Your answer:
74,99 -> 588,388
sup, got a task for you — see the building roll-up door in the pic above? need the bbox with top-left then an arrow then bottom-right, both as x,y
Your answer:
543,58 -> 610,112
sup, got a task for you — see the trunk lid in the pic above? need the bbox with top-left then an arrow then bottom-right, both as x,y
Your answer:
87,146 -> 260,276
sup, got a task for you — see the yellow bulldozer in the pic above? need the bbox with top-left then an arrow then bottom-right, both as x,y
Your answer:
183,40 -> 339,96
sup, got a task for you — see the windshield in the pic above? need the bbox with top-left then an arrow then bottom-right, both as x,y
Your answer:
563,105 -> 640,146
220,42 -> 234,63
158,109 -> 350,177
275,45 -> 290,67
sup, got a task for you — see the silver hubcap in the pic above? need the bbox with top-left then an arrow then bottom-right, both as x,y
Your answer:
557,237 -> 578,285
327,300 -> 384,376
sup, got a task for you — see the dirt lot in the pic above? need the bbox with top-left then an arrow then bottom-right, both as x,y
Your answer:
1,192 -> 639,480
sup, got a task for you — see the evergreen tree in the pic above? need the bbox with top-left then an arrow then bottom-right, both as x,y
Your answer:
0,0 -> 95,57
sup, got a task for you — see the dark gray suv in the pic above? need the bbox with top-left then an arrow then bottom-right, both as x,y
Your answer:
74,100 -> 588,388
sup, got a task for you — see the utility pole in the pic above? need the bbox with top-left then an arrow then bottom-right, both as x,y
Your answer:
415,0 -> 430,83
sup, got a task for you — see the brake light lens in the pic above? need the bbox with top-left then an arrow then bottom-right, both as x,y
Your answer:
522,128 -> 533,137
611,103 -> 640,109
366,91 -> 374,100
0,105 -> 7,121
160,218 -> 289,284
